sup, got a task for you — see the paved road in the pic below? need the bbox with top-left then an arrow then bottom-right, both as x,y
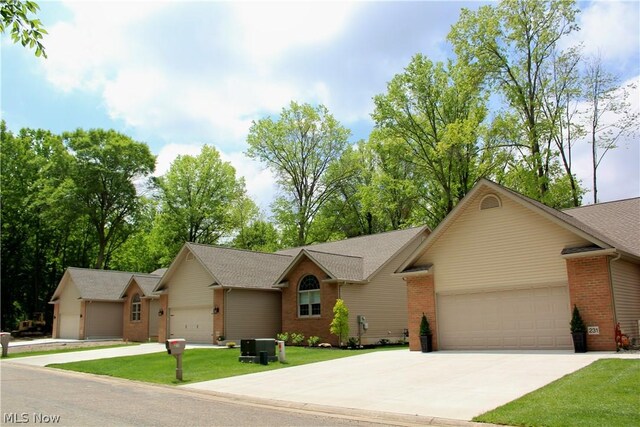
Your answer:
0,364 -> 436,427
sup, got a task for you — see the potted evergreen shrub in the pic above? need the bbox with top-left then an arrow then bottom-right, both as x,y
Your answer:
419,312 -> 433,353
570,305 -> 587,353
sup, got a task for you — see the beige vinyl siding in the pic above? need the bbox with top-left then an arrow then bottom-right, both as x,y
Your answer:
58,278 -> 81,339
225,289 -> 281,340
85,301 -> 123,338
167,250 -> 215,309
416,189 -> 590,293
340,235 -> 425,344
149,299 -> 160,340
611,259 -> 640,340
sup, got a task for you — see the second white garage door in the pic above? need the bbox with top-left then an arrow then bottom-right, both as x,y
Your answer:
169,307 -> 213,344
437,286 -> 572,350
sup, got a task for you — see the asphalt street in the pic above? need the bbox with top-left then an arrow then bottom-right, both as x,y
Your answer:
0,363 -> 434,427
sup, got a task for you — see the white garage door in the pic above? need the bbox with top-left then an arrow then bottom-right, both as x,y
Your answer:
169,307 -> 213,344
438,286 -> 572,350
58,313 -> 80,339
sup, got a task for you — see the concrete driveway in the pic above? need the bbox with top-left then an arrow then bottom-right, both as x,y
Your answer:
183,349 -> 639,421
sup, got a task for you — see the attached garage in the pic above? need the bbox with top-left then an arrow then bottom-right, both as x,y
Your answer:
225,289 -> 281,340
437,286 -> 571,350
169,307 -> 213,343
85,301 -> 123,339
399,179 -> 640,352
58,313 -> 80,340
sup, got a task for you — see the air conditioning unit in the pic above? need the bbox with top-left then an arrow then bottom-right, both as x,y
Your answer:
239,338 -> 277,364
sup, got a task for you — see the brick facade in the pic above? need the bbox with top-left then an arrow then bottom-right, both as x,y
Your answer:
566,255 -> 617,351
122,281 -> 151,342
406,274 -> 437,351
281,258 -> 340,346
157,294 -> 168,343
213,288 -> 224,340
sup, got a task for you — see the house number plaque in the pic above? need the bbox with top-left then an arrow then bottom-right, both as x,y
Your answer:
587,326 -> 600,335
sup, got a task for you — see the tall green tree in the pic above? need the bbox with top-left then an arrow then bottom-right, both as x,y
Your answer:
62,129 -> 156,269
0,0 -> 47,57
247,102 -> 354,246
373,54 -> 501,227
448,0 -> 580,204
153,145 -> 248,260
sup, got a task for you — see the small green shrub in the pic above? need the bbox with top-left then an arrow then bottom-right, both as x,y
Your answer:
291,332 -> 305,346
420,312 -> 432,336
378,338 -> 390,346
226,342 -> 236,348
347,337 -> 359,349
276,332 -> 289,343
570,305 -> 586,333
307,336 -> 320,347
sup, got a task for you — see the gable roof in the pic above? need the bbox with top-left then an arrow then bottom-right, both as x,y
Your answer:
156,242 -> 294,291
51,267 -> 138,302
120,273 -> 163,298
277,226 -> 429,282
398,179 -> 639,272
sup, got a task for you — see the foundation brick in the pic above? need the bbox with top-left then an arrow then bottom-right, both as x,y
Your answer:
406,274 -> 437,351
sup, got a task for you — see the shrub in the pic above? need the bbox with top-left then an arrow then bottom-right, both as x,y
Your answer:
378,338 -> 390,346
420,312 -> 432,336
347,337 -> 359,349
307,336 -> 320,347
290,332 -> 305,346
226,342 -> 236,348
570,305 -> 586,333
276,332 -> 289,343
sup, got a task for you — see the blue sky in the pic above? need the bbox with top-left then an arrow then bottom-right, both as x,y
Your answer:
2,1 -> 639,211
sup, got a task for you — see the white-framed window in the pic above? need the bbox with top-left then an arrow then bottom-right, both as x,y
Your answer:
298,275 -> 320,317
131,294 -> 141,321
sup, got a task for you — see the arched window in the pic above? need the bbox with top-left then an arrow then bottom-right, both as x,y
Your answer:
298,275 -> 320,317
131,294 -> 141,321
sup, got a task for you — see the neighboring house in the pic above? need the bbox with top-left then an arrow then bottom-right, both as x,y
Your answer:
50,267 -> 164,340
50,268 -> 134,339
396,179 -> 640,352
121,269 -> 165,342
275,226 -> 429,346
153,244 -> 292,343
153,227 -> 430,345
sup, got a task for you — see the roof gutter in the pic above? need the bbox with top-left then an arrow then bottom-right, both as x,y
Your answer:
561,248 -> 617,259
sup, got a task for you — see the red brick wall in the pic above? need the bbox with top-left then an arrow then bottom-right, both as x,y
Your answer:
157,294 -> 168,343
213,289 -> 224,340
281,259 -> 340,346
52,304 -> 60,338
122,282 -> 150,342
566,256 -> 616,351
406,274 -> 437,351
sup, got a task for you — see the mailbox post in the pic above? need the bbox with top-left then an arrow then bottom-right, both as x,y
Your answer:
165,338 -> 186,381
0,332 -> 11,357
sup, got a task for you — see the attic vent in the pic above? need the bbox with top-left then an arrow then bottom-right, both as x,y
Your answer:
480,194 -> 501,210
186,252 -> 195,261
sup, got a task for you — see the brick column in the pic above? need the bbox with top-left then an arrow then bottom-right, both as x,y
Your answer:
52,304 -> 60,338
213,289 -> 224,340
406,274 -> 437,351
79,301 -> 87,339
157,294 -> 168,343
566,256 -> 616,351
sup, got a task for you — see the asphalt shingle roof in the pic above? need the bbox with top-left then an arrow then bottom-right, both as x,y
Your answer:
65,268 -> 138,301
186,243 -> 293,290
129,274 -> 163,296
277,226 -> 428,280
563,198 -> 640,257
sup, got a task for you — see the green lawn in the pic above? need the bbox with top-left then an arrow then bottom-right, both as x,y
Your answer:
4,343 -> 138,359
474,359 -> 640,427
48,346 -> 404,385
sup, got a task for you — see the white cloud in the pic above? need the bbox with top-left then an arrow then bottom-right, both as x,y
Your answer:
565,1 -> 640,65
